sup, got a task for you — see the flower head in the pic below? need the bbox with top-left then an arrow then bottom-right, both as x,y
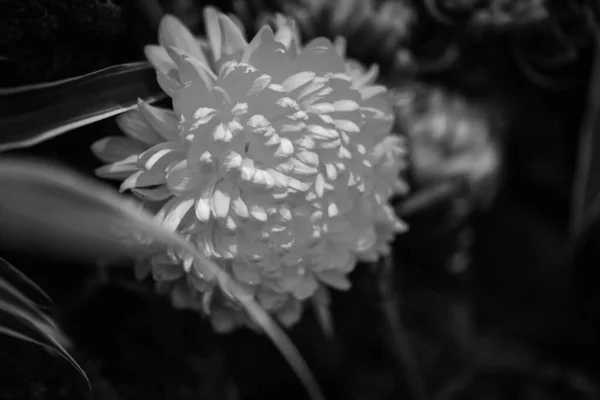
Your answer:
92,8 -> 407,331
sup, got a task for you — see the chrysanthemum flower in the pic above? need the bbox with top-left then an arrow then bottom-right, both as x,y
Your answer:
92,7 -> 408,332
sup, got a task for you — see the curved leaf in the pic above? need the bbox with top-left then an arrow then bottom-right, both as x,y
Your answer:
0,257 -> 89,387
0,62 -> 166,153
0,158 -> 325,400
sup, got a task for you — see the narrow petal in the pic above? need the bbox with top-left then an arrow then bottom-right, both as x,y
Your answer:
157,197 -> 195,232
354,64 -> 379,88
317,271 -> 351,290
211,179 -> 233,219
242,25 -> 272,64
292,273 -> 318,300
360,85 -> 387,100
281,72 -> 315,93
91,137 -> 146,163
333,36 -> 347,57
137,101 -> 180,141
167,47 -> 216,85
204,7 -> 223,62
172,78 -> 217,128
131,186 -> 172,201
195,183 -> 215,221
276,298 -> 302,327
120,170 -> 166,192
158,15 -> 211,67
166,160 -> 205,195
94,156 -> 139,179
138,143 -> 184,171
116,110 -> 163,145
144,45 -> 178,75
218,13 -> 248,59
227,13 -> 246,35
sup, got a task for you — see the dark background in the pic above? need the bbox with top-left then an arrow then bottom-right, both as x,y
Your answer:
1,1 -> 600,399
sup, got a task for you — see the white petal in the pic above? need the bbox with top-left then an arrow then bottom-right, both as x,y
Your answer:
131,186 -> 173,201
281,72 -> 315,92
158,15 -> 210,67
116,110 -> 163,145
195,182 -> 216,221
91,136 -> 146,163
218,13 -> 248,59
212,123 -> 233,142
333,100 -> 360,112
176,52 -> 217,86
95,156 -> 139,179
211,179 -> 233,219
144,45 -> 178,75
204,7 -> 223,62
360,85 -> 386,100
314,173 -> 325,197
249,204 -> 267,221
333,36 -> 347,57
156,70 -> 181,94
137,101 -> 180,141
166,160 -> 204,195
158,197 -> 195,232
317,271 -> 351,290
120,170 -> 165,192
231,195 -> 249,218
307,125 -> 338,140
334,119 -> 360,133
305,103 -> 335,114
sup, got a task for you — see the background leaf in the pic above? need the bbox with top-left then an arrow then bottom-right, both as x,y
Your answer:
0,257 -> 89,387
0,157 -> 325,400
570,31 -> 600,240
0,62 -> 166,153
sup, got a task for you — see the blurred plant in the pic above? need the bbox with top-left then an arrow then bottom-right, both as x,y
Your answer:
424,0 -> 548,28
392,85 -> 500,276
91,7 -> 408,333
435,363 -> 600,400
396,86 -> 500,207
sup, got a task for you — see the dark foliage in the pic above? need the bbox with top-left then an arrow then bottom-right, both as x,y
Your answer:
2,0 -> 600,399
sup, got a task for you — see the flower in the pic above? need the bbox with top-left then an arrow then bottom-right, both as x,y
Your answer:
396,86 -> 499,207
92,7 -> 407,331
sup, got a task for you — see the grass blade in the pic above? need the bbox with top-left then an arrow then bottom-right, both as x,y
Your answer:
0,256 -> 53,308
0,158 -> 325,400
0,258 -> 89,386
571,31 -> 600,239
0,62 -> 166,153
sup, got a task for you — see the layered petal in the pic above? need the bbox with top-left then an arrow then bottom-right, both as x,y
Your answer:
91,8 -> 408,332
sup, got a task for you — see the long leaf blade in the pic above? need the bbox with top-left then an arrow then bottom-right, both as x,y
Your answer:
0,158 -> 325,400
571,32 -> 600,239
0,62 -> 166,153
0,258 -> 89,386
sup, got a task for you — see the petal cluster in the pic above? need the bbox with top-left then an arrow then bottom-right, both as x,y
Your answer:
92,8 -> 408,331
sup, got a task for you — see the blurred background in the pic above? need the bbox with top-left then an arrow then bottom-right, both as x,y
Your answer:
2,0 -> 600,399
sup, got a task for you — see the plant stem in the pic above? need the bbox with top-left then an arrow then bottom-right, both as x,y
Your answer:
377,255 -> 428,400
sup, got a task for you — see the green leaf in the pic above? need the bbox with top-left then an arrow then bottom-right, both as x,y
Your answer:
571,32 -> 600,240
0,62 -> 166,153
0,158 -> 325,400
0,257 -> 89,387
